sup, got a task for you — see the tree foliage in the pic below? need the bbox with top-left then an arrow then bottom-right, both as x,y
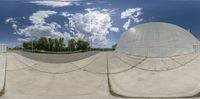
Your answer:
68,38 -> 77,51
77,40 -> 90,51
23,37 -> 65,51
23,37 -> 90,52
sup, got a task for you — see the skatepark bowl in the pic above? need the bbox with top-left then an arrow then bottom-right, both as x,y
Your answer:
1,22 -> 200,99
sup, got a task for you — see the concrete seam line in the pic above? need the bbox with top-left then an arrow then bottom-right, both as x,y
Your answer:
12,53 -> 100,74
118,51 -> 196,58
170,54 -> 200,66
117,53 -> 200,72
108,53 -> 200,98
78,53 -> 145,75
6,67 -> 30,71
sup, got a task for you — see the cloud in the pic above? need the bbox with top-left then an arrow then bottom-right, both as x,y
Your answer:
13,10 -> 71,43
17,24 -> 63,38
86,2 -> 93,5
5,17 -> 16,23
29,10 -> 57,25
123,19 -> 131,30
7,8 -> 119,47
30,0 -> 79,8
121,8 -> 143,30
61,12 -> 73,17
62,8 -> 119,47
110,27 -> 119,32
5,17 -> 18,32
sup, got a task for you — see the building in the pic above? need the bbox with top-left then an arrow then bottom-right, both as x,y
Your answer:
0,44 -> 7,53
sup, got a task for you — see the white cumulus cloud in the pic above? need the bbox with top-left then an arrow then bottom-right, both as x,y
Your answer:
5,17 -> 18,32
62,8 -> 119,47
13,10 -> 71,43
29,10 -> 57,25
121,8 -> 143,30
30,0 -> 79,8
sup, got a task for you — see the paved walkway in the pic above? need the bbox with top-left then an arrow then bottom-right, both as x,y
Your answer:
1,52 -> 200,98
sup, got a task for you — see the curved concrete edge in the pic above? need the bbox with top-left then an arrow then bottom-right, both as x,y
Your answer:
12,52 -> 101,66
108,53 -> 200,98
0,53 -> 6,96
108,70 -> 200,98
8,53 -> 102,74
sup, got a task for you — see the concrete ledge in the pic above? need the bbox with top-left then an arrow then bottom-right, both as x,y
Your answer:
0,53 -> 6,96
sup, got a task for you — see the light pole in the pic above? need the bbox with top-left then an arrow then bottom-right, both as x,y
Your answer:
32,40 -> 33,53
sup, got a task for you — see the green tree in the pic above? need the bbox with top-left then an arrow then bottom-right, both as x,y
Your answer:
54,38 -> 59,51
48,38 -> 54,51
23,42 -> 31,49
37,37 -> 48,50
32,40 -> 38,50
58,38 -> 65,51
77,40 -> 90,51
68,39 -> 77,51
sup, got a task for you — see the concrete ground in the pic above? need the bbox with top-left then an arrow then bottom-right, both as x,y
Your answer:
1,52 -> 200,98
0,53 -> 6,96
8,50 -> 99,63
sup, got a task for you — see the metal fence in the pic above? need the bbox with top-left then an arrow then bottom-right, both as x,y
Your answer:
0,44 -> 7,53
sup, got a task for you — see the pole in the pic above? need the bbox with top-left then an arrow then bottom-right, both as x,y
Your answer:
32,40 -> 33,53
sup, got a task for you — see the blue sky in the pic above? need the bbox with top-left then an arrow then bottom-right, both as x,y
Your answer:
1,0 -> 200,48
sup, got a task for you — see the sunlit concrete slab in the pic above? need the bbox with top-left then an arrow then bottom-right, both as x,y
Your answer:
3,53 -> 107,98
4,69 -> 105,97
12,53 -> 38,66
171,53 -> 199,65
0,53 -> 6,95
3,51 -> 200,98
72,53 -> 100,68
76,53 -> 108,74
11,53 -> 101,74
110,22 -> 200,98
107,53 -> 132,74
79,52 -> 139,74
6,53 -> 31,71
109,53 -> 200,97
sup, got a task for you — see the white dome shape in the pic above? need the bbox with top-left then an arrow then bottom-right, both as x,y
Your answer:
116,22 -> 200,57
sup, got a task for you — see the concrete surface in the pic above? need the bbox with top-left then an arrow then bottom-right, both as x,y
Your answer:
109,52 -> 200,97
0,53 -> 6,95
3,53 -> 106,98
1,52 -> 200,98
9,50 -> 99,63
116,22 -> 200,57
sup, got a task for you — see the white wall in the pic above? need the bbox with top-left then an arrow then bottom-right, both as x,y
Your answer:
0,44 -> 7,53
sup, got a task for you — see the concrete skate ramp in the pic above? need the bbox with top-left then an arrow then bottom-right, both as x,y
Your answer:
116,22 -> 200,57
3,51 -> 200,98
4,52 -> 141,98
80,52 -> 140,74
109,22 -> 200,97
109,52 -> 200,97
0,53 -> 6,95
4,53 -> 106,97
